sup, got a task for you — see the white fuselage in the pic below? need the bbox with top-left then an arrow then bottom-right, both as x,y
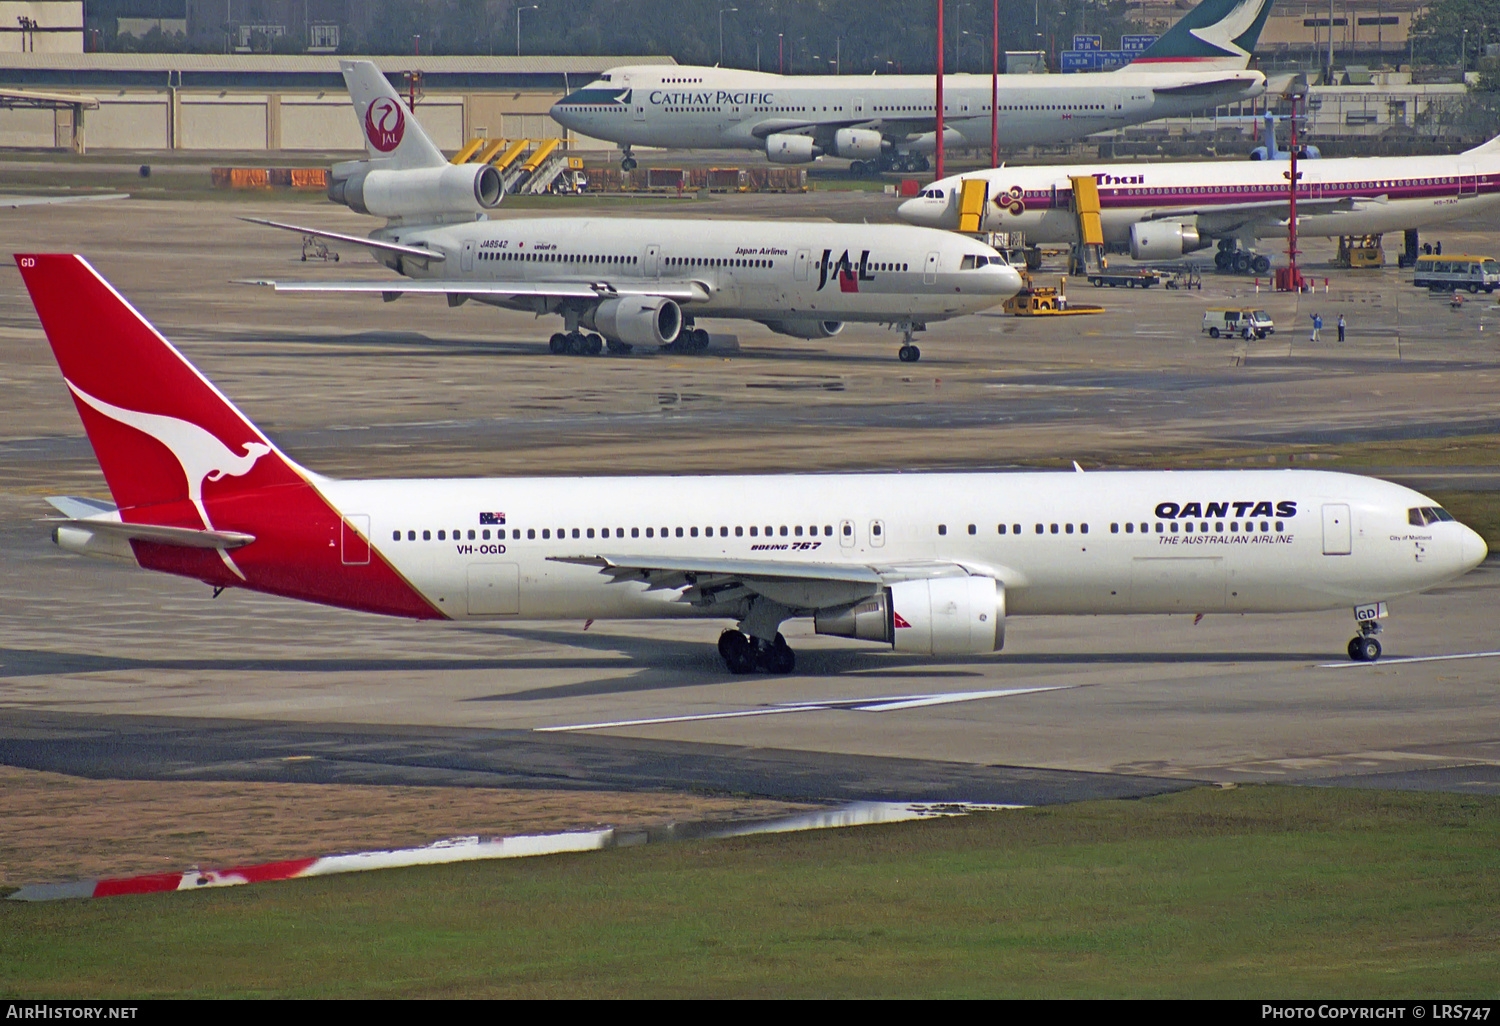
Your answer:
376,217 -> 1020,324
314,468 -> 1481,623
551,66 -> 1266,156
898,148 -> 1500,244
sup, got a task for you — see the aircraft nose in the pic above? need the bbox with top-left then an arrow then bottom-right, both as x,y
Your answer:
896,197 -> 931,225
1461,524 -> 1488,570
993,263 -> 1024,296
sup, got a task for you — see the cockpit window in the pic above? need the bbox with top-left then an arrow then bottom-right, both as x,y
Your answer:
1408,506 -> 1455,525
920,189 -> 945,199
960,255 -> 991,270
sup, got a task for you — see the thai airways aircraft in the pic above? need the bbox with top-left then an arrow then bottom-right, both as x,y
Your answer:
243,61 -> 1019,363
18,253 -> 1485,671
897,135 -> 1500,273
550,0 -> 1272,174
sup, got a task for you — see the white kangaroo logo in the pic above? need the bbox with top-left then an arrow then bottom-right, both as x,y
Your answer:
67,381 -> 272,579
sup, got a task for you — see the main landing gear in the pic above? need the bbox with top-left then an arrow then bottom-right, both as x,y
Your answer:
1213,239 -> 1271,275
549,331 -> 614,355
719,629 -> 796,674
661,327 -> 711,353
896,321 -> 923,363
620,147 -> 637,172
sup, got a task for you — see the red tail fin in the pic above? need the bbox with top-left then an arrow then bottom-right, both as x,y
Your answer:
15,254 -> 305,518
16,254 -> 442,619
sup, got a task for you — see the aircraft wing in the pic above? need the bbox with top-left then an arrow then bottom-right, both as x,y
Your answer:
1143,194 -> 1380,234
552,553 -> 1000,611
238,278 -> 712,303
240,216 -> 448,263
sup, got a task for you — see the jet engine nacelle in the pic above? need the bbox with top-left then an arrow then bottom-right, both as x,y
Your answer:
584,295 -> 682,346
814,576 -> 1005,655
833,128 -> 885,160
328,162 -> 503,219
766,133 -> 821,164
1129,221 -> 1207,261
759,319 -> 844,340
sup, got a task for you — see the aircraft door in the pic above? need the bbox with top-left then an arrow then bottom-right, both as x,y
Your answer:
794,248 -> 811,281
644,244 -> 660,277
468,563 -> 520,615
1460,164 -> 1477,195
854,96 -> 864,115
341,515 -> 370,566
461,239 -> 476,272
923,251 -> 940,284
1322,504 -> 1352,555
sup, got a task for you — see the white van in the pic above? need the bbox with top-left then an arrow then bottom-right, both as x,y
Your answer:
1412,255 -> 1500,293
1202,308 -> 1274,339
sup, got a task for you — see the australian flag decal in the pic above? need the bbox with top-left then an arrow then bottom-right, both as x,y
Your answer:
479,512 -> 506,525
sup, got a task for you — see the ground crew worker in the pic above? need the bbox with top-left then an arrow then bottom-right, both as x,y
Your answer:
1338,314 -> 1346,343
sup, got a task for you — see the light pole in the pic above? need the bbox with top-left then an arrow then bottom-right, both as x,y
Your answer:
1462,27 -> 1469,72
719,7 -> 737,67
516,4 -> 537,57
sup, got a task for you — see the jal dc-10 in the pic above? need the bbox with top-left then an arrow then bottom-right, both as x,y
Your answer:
550,0 -> 1272,174
19,253 -> 1485,672
243,60 -> 1020,363
898,135 -> 1500,273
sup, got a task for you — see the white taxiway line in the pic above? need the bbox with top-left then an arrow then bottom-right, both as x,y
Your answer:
534,685 -> 1073,733
1319,649 -> 1500,669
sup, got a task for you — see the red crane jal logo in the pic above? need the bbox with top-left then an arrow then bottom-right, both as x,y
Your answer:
364,97 -> 405,153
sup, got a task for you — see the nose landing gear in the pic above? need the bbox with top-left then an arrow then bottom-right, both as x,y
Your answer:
1347,615 -> 1384,662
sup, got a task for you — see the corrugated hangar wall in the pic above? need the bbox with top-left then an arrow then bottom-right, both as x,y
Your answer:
0,55 -> 669,151
2,90 -> 602,151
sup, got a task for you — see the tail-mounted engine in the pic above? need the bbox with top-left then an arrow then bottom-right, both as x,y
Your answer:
328,162 -> 503,220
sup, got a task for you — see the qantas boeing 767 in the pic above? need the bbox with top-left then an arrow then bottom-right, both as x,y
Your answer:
245,60 -> 1020,363
19,254 -> 1486,672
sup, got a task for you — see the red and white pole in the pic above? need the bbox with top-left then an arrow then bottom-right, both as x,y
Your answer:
991,0 -> 999,168
936,0 -> 945,180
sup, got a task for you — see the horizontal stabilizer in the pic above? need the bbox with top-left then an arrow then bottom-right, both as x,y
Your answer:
47,501 -> 256,550
46,495 -> 117,519
239,217 -> 447,262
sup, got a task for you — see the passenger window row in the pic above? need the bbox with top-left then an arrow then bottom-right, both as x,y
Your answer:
480,251 -> 638,265
665,256 -> 774,269
1110,521 -> 1286,534
392,524 -> 840,542
940,523 -> 1089,535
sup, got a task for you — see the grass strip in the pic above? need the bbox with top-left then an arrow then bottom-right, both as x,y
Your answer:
2,785 -> 1496,998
